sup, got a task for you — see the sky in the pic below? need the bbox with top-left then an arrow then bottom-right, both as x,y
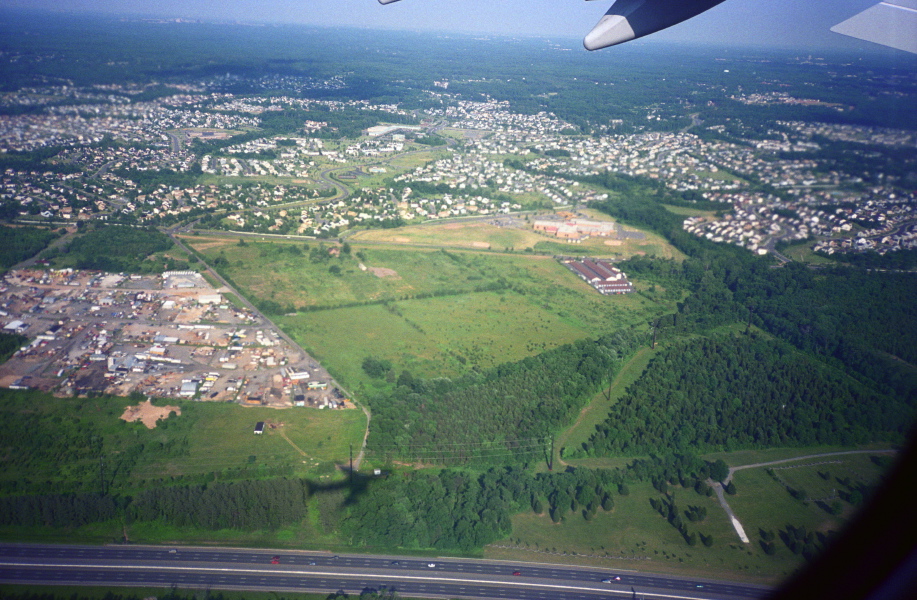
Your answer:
3,0 -> 889,51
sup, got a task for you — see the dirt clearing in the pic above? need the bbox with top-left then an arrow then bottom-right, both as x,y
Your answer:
120,399 -> 181,429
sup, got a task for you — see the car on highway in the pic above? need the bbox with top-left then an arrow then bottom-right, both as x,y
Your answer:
512,571 -> 522,576
601,575 -> 622,583
427,563 -> 436,568
271,556 -> 280,564
308,560 -> 316,565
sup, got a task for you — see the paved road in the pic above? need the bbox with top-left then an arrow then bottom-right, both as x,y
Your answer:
0,544 -> 772,600
709,480 -> 750,544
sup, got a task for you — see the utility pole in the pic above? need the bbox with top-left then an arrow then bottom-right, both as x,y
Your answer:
605,364 -> 614,402
547,436 -> 554,471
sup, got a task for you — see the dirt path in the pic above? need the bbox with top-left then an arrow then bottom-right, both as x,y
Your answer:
724,448 -> 897,484
710,479 -> 750,544
713,448 -> 896,543
278,429 -> 307,457
354,402 -> 371,470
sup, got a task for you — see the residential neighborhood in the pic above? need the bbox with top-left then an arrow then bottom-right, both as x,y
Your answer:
2,75 -> 915,258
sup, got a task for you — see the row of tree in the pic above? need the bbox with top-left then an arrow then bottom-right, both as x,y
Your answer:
0,478 -> 308,531
0,452 -> 732,553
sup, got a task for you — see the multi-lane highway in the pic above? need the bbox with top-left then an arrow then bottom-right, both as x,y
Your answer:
0,544 -> 772,600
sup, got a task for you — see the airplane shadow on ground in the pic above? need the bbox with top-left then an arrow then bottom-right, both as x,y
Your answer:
306,468 -> 380,507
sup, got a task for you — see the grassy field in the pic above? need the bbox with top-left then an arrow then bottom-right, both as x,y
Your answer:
350,214 -> 685,260
487,480 -> 790,585
349,220 -> 547,251
280,290 -> 593,383
661,204 -> 721,218
128,402 -> 366,480
726,452 -> 891,541
701,443 -> 897,467
0,390 -> 366,493
186,235 -> 671,384
187,238 -> 506,309
495,446 -> 898,584
780,242 -> 836,264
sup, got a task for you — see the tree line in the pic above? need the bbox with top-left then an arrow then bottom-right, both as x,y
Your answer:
0,478 -> 307,532
586,173 -> 917,407
0,451 -> 731,554
365,328 -> 643,465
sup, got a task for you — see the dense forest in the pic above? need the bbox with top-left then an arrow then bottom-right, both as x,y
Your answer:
0,225 -> 57,272
572,334 -> 910,458
365,329 -> 643,464
585,174 -> 917,405
48,225 -> 178,273
0,332 -> 26,363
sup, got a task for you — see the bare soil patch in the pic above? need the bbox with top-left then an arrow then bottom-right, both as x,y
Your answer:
369,267 -> 400,278
120,399 -> 181,429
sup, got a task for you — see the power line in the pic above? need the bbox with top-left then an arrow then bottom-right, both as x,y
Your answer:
370,436 -> 550,450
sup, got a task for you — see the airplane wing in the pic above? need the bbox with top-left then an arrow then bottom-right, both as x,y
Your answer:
582,0 -> 726,51
831,1 -> 917,54
377,0 -> 727,51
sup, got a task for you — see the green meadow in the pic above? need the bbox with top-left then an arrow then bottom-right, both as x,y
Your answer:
0,389 -> 366,494
187,235 -> 672,384
278,290 -> 589,383
489,480 -> 788,584
727,453 -> 891,541
488,450 -> 893,586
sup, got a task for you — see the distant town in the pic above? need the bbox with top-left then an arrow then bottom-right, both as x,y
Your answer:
2,78 -> 915,259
